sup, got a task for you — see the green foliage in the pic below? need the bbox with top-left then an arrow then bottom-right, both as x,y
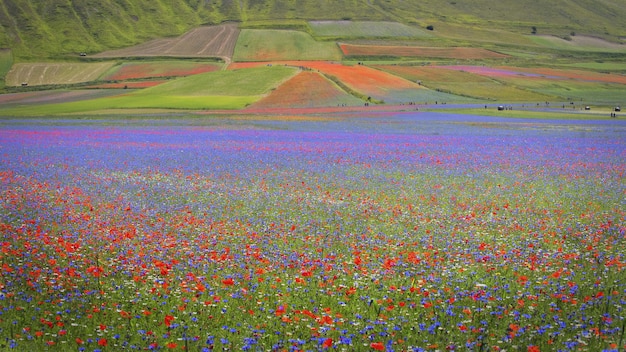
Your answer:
136,65 -> 297,96
0,95 -> 259,116
502,77 -> 626,104
233,30 -> 342,61
2,0 -> 625,60
309,21 -> 432,39
0,49 -> 13,88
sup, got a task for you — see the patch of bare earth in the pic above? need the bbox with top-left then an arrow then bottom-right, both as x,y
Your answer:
93,23 -> 240,61
537,35 -> 626,51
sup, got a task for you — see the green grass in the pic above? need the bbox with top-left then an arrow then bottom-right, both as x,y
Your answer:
0,49 -> 12,88
528,35 -> 626,53
375,65 -> 557,102
437,107 -> 617,119
0,65 -> 297,115
233,29 -> 342,61
309,21 -> 432,39
136,65 -> 297,96
0,95 -> 259,116
2,0 -> 626,60
495,76 -> 626,104
558,61 -> 626,72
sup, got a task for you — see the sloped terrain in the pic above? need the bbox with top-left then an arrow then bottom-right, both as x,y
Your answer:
1,0 -> 625,59
6,62 -> 115,86
93,23 -> 240,60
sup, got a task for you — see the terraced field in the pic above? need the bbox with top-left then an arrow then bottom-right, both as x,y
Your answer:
93,23 -> 240,61
5,62 -> 115,86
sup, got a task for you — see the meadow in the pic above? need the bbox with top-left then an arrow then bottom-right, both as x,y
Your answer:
233,30 -> 342,61
308,21 -> 432,39
0,114 -> 624,351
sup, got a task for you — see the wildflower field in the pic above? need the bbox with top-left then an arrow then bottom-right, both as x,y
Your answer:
0,113 -> 625,351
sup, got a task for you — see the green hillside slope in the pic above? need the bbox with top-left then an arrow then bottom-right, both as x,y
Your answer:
1,0 -> 625,60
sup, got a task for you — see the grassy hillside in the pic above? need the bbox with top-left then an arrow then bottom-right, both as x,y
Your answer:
1,0 -> 625,60
0,49 -> 12,88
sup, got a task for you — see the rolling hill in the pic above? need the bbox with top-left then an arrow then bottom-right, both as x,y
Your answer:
1,0 -> 625,59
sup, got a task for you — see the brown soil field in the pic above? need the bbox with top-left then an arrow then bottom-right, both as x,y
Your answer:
249,71 -> 362,109
92,23 -> 239,61
339,44 -> 510,59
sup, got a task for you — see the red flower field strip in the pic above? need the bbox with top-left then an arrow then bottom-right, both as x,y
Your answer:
249,71 -> 355,108
105,63 -> 220,80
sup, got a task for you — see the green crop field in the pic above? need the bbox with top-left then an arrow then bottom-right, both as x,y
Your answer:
375,66 -> 556,102
309,21 -> 432,39
0,65 -> 298,116
138,65 -> 297,96
499,77 -> 626,104
233,30 -> 342,61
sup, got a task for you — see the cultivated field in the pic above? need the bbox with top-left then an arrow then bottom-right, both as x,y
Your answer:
233,30 -> 342,61
92,23 -> 240,60
249,71 -> 363,108
435,65 -> 626,104
0,65 -> 298,115
376,65 -> 557,102
309,21 -> 432,39
101,61 -> 223,81
340,44 -> 510,59
279,61 -> 471,104
530,35 -> 626,52
5,62 -> 115,86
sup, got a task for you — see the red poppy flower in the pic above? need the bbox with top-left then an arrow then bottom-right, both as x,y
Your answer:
322,338 -> 333,348
371,342 -> 385,350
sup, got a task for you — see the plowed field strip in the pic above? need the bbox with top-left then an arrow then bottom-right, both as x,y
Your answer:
93,24 -> 239,59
